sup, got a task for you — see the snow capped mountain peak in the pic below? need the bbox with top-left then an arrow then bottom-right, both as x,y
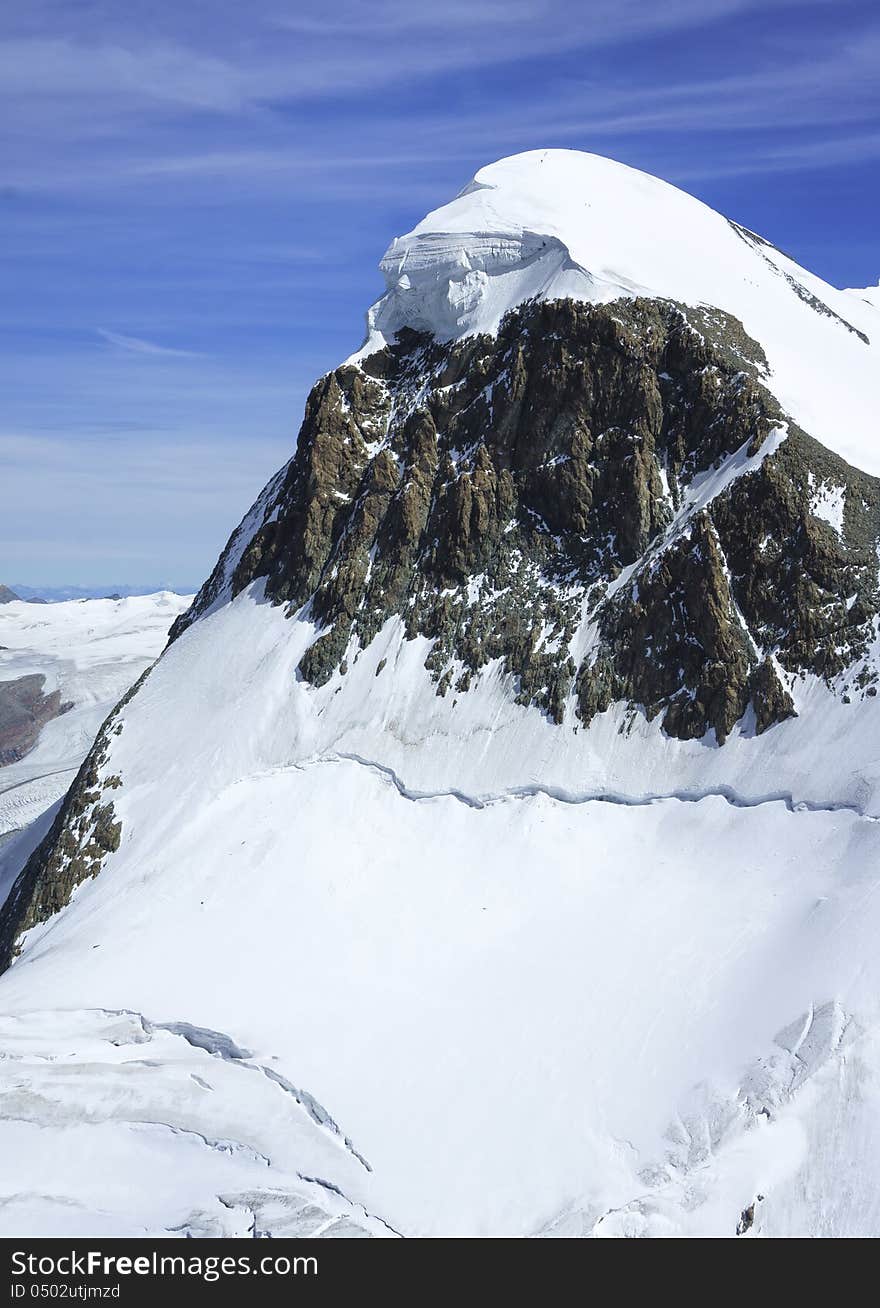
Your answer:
366,150 -> 721,347
369,148 -> 855,328
384,148 -> 734,305
4,152 -> 880,1239
360,148 -> 879,474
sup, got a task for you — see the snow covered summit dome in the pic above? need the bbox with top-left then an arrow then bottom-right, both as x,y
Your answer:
358,149 -> 879,474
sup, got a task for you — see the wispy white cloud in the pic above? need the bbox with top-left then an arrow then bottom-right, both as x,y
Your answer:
0,38 -> 247,110
4,3 -> 877,197
670,130 -> 880,180
96,328 -> 204,358
0,1 -> 807,113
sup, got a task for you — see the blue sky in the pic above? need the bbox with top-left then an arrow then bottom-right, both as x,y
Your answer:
2,0 -> 878,590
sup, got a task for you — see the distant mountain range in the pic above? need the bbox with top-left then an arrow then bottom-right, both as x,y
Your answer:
8,583 -> 195,603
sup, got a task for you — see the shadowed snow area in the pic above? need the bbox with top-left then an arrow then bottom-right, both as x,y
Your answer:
0,1008 -> 389,1238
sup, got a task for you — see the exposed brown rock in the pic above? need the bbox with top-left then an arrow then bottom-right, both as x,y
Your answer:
173,295 -> 877,740
0,674 -> 72,766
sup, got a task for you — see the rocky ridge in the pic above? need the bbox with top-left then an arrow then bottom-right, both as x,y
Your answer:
0,684 -> 131,970
175,295 -> 880,743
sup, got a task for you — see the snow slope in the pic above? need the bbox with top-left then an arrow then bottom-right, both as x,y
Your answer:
0,593 -> 191,840
845,279 -> 880,312
359,150 -> 880,475
5,756 -> 880,1238
3,588 -> 880,1236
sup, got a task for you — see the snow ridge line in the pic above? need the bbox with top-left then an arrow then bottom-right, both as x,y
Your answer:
315,751 -> 880,822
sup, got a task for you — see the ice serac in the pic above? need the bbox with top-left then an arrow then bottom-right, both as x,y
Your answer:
360,150 -> 879,475
3,151 -> 880,1239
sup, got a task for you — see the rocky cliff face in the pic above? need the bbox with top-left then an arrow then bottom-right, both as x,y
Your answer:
175,296 -> 880,742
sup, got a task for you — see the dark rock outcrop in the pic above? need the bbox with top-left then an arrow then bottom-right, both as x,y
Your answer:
0,676 -> 142,972
175,296 -> 880,738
